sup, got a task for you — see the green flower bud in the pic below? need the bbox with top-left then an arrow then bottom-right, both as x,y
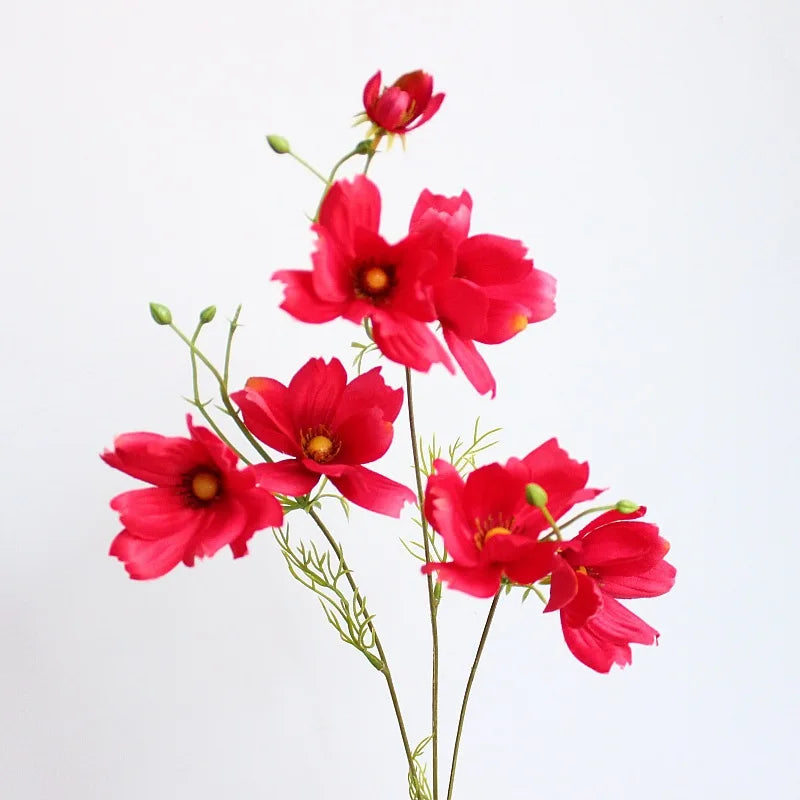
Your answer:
149,302 -> 172,326
266,134 -> 290,154
199,305 -> 217,324
615,499 -> 640,514
355,139 -> 374,155
525,482 -> 548,508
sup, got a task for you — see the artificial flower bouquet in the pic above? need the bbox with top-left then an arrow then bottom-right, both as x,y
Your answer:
102,69 -> 676,799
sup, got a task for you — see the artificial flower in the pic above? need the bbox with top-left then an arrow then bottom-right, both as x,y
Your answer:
102,415 -> 283,580
421,439 -> 601,597
274,175 -> 455,373
232,357 -> 416,517
545,506 -> 676,672
409,189 -> 556,396
361,69 -> 444,137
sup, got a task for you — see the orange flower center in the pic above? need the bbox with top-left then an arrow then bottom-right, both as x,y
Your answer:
510,313 -> 528,334
301,427 -> 341,464
474,516 -> 515,550
191,471 -> 220,502
354,261 -> 395,302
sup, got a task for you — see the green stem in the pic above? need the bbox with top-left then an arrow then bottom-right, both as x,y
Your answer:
168,323 -> 273,464
542,505 -> 563,540
307,508 -> 415,775
287,150 -> 328,183
313,145 -> 365,221
223,305 -> 242,388
446,591 -> 502,800
558,504 -> 616,531
188,321 -> 250,463
405,367 -> 440,800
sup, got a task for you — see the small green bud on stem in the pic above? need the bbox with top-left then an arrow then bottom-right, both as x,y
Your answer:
199,305 -> 217,324
149,302 -> 172,326
615,499 -> 640,514
525,483 -> 548,508
266,134 -> 291,154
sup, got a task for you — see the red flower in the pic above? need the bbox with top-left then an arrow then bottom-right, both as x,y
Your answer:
102,416 -> 283,580
362,69 -> 444,136
421,440 -> 601,597
545,507 -> 676,672
231,357 -> 416,517
273,176 -> 455,374
409,189 -> 556,396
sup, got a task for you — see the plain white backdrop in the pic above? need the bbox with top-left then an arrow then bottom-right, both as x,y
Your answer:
2,0 -> 798,797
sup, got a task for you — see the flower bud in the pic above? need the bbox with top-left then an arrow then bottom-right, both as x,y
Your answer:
525,483 -> 548,508
266,134 -> 290,154
199,305 -> 217,324
615,499 -> 640,514
355,139 -> 374,155
149,302 -> 172,326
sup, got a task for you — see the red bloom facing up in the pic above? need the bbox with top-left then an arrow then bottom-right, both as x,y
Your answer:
102,416 -> 284,580
273,176 -> 455,373
409,189 -> 557,397
361,69 -> 444,137
545,507 -> 676,673
422,440 -> 601,597
232,357 -> 416,517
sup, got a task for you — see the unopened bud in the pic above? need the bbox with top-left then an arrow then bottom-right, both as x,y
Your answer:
355,139 -> 374,155
615,499 -> 640,514
199,305 -> 217,324
266,134 -> 290,154
149,302 -> 172,326
525,483 -> 548,508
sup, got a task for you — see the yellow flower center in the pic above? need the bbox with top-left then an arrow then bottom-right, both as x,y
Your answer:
306,435 -> 335,462
363,266 -> 390,293
483,526 -> 512,543
191,471 -> 220,501
354,261 -> 395,301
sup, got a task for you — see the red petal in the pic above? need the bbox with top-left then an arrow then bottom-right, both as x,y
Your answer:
272,270 -> 343,323
329,465 -> 416,517
109,528 -> 194,580
371,312 -> 454,373
456,234 -> 531,285
238,486 -> 285,531
318,176 -> 381,256
463,463 -> 526,527
310,226 -> 352,302
424,460 -> 480,566
333,366 -> 404,427
544,554 -> 580,612
362,70 -> 382,110
394,70 -> 433,109
443,328 -> 496,397
493,539 -> 557,585
435,279 -> 490,339
186,416 -> 238,474
599,559 -> 676,599
404,91 -> 445,131
286,357 -> 347,429
250,460 -> 319,496
409,189 -> 472,242
579,520 -> 670,575
560,616 -> 632,673
335,408 -> 394,464
110,487 -> 204,541
421,560 -> 502,599
101,432 -> 204,487
587,596 -> 660,646
231,382 -> 299,457
561,571 -> 603,628
373,86 -> 411,131
192,497 -> 250,559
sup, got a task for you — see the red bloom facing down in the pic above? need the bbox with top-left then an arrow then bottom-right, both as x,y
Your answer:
545,507 -> 676,673
274,176 -> 455,373
102,416 -> 284,580
409,189 -> 557,397
421,440 -> 601,597
232,357 -> 416,517
362,70 -> 444,137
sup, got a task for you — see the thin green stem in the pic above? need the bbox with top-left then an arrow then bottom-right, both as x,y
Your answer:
168,323 -> 273,464
223,305 -> 242,388
313,145 -> 364,221
307,508 -> 415,774
558,504 -> 616,531
405,367 -> 440,800
188,321 -> 250,463
287,150 -> 328,183
542,505 -> 563,540
446,591 -> 502,800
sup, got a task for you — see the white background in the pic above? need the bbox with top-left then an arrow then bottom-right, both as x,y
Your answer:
2,1 -> 798,798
